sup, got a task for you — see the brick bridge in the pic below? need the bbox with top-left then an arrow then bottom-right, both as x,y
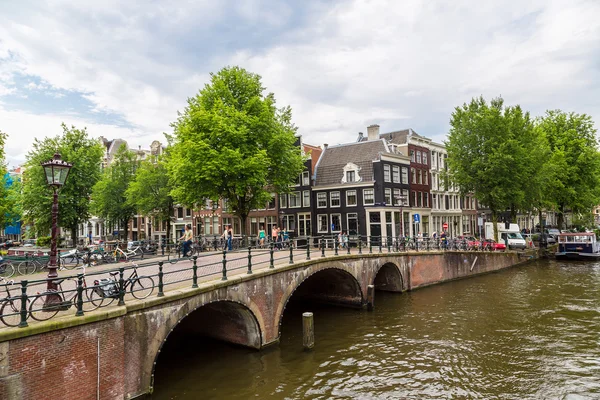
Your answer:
0,250 -> 530,400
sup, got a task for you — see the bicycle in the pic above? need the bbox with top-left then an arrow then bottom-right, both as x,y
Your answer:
88,263 -> 154,308
0,277 -> 27,327
113,244 -> 143,262
0,256 -> 15,278
28,266 -> 99,321
17,256 -> 48,275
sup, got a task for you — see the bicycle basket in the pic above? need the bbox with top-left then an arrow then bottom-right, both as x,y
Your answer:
94,278 -> 119,298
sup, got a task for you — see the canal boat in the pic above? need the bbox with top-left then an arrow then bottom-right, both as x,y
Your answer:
555,232 -> 600,260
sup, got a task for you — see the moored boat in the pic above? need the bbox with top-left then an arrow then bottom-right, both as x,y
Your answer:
555,232 -> 600,260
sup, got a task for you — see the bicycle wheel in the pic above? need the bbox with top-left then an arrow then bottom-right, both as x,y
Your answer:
29,293 -> 61,321
0,297 -> 28,327
0,262 -> 15,278
62,257 -> 78,270
130,276 -> 154,299
17,261 -> 37,275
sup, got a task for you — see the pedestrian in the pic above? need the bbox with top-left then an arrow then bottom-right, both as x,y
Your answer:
179,224 -> 193,257
276,226 -> 283,250
271,225 -> 279,249
343,231 -> 349,248
225,225 -> 233,251
283,228 -> 289,248
258,225 -> 266,248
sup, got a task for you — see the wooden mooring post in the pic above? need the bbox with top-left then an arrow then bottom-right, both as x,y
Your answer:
303,312 -> 314,350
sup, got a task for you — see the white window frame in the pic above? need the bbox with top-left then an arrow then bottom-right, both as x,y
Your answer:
302,190 -> 310,208
317,214 -> 328,233
289,191 -> 301,208
392,166 -> 400,183
416,151 -> 422,163
330,191 -> 341,207
383,164 -> 391,182
363,188 -> 374,205
346,190 -> 357,207
423,152 -> 428,165
347,213 -> 358,235
384,188 -> 392,205
280,193 -> 287,208
401,167 -> 409,184
317,192 -> 327,208
302,171 -> 310,186
330,213 -> 342,233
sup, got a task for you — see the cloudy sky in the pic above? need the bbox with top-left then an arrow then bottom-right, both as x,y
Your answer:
1,0 -> 599,167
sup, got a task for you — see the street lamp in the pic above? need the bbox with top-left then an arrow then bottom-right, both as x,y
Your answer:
395,194 -> 407,238
41,152 -> 72,298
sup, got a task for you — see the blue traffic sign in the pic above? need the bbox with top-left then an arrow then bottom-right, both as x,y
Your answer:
413,214 -> 420,223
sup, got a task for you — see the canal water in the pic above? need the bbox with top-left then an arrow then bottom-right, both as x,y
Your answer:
151,260 -> 600,399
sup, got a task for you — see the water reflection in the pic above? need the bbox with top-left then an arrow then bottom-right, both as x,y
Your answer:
152,260 -> 600,399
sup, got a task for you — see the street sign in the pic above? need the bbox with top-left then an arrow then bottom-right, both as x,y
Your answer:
442,222 -> 448,230
478,217 -> 483,226
413,214 -> 420,223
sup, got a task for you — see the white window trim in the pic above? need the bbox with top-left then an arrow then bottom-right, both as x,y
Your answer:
363,188 -> 375,205
347,213 -> 358,234
280,193 -> 287,208
302,190 -> 310,208
383,164 -> 391,183
302,171 -> 310,186
346,190 -> 357,207
317,192 -> 327,208
330,191 -> 341,208
392,166 -> 400,183
330,213 -> 342,233
317,214 -> 329,233
341,162 -> 362,184
289,191 -> 302,208
384,188 -> 392,205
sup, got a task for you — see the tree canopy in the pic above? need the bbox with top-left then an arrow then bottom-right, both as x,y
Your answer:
0,130 -> 19,231
167,66 -> 305,234
21,124 -> 104,241
91,144 -> 138,240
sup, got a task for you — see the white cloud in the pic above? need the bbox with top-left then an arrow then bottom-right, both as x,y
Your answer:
0,0 -> 598,165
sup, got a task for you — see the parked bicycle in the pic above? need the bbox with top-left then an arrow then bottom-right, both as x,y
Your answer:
113,243 -> 143,262
17,256 -> 48,275
0,256 -> 15,278
0,277 -> 26,327
28,266 -> 98,321
88,263 -> 154,308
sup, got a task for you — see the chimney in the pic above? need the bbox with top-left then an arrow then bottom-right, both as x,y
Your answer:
358,132 -> 364,141
323,143 -> 328,149
367,124 -> 380,141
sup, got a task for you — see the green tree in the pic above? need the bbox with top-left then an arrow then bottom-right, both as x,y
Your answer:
167,66 -> 305,235
91,144 -> 138,240
126,155 -> 174,240
0,130 -> 19,231
538,110 -> 600,229
21,124 -> 104,242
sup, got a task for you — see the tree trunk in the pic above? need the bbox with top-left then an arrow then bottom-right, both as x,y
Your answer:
557,205 -> 564,231
492,210 -> 499,243
240,213 -> 248,246
166,217 -> 171,243
123,218 -> 129,242
71,225 -> 77,248
510,204 -> 517,223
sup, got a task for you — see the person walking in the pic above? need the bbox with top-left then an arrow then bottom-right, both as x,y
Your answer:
224,225 -> 233,251
179,224 -> 193,257
258,226 -> 266,248
272,225 -> 279,250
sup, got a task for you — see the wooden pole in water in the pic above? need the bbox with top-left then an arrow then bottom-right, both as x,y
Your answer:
303,312 -> 314,350
367,284 -> 375,311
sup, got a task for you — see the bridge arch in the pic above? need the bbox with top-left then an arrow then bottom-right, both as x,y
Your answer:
373,262 -> 404,292
274,262 -> 364,340
150,299 -> 264,391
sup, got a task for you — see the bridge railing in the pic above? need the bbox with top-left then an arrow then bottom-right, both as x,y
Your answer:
0,235 -> 495,328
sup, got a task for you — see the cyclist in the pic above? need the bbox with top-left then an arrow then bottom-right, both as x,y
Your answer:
179,224 -> 193,256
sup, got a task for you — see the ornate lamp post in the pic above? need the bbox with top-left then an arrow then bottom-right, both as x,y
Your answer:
395,194 -> 407,238
41,152 -> 72,296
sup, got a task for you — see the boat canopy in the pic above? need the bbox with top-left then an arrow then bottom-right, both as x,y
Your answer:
557,233 -> 596,243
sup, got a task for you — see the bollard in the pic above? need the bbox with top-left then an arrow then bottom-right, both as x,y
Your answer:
118,267 -> 125,306
222,250 -> 227,280
247,247 -> 253,274
367,285 -> 375,311
321,236 -> 326,258
289,243 -> 294,264
303,312 -> 314,350
358,235 -> 362,254
306,239 -> 311,261
18,280 -> 28,328
269,243 -> 274,268
157,262 -> 164,297
75,274 -> 84,316
192,256 -> 198,288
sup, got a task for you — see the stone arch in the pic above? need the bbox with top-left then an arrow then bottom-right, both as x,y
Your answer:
373,262 -> 404,292
274,262 -> 364,340
149,299 -> 263,392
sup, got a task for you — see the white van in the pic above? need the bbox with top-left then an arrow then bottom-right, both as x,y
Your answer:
485,223 -> 527,250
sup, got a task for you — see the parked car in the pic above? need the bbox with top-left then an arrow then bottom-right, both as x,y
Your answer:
538,233 -> 557,245
22,239 -> 36,247
547,228 -> 561,238
482,239 -> 506,251
0,240 -> 14,249
127,241 -> 142,250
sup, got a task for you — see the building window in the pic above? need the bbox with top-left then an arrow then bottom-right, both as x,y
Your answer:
298,213 -> 311,236
383,164 -> 391,182
412,191 -> 417,207
282,215 -> 296,231
346,190 -> 357,206
410,150 -> 415,162
133,218 -> 138,229
303,190 -> 310,207
347,213 -> 358,236
330,191 -> 341,207
279,193 -> 287,208
302,171 -> 310,186
363,189 -> 374,205
213,217 -> 220,235
424,172 -> 428,185
289,192 -> 301,208
384,188 -> 392,205
392,166 -> 400,183
317,192 -> 327,208
402,167 -> 408,184
331,214 -> 342,232
418,170 -> 422,184
177,207 -> 183,219
393,188 -> 401,205
416,151 -> 422,163
267,194 -> 276,210
402,189 -> 410,206
411,168 -> 416,184
423,152 -> 428,165
346,171 -> 355,183
417,192 -> 422,207
318,214 -> 328,233
425,193 -> 429,208
186,208 -> 191,217
432,194 -> 437,209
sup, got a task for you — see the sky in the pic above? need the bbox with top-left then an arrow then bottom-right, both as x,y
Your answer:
1,0 -> 599,168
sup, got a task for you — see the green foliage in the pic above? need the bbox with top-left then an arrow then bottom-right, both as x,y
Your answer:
126,155 -> 173,238
36,236 -> 51,247
167,66 -> 305,234
0,130 -> 20,230
21,124 -> 104,237
537,110 -> 600,228
91,144 -> 138,239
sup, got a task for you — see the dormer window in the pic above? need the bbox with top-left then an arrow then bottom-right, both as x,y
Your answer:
341,162 -> 362,184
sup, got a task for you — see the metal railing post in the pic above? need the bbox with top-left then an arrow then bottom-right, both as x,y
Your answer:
289,243 -> 294,264
158,262 -> 164,297
75,274 -> 84,316
221,250 -> 227,280
18,280 -> 28,328
306,238 -> 311,260
269,243 -> 275,268
347,239 -> 351,255
321,235 -> 325,257
415,238 -> 419,252
387,237 -> 391,253
358,235 -> 362,254
369,236 -> 373,254
118,267 -> 125,306
378,236 -> 382,253
192,256 -> 198,288
334,237 -> 339,256
247,247 -> 253,274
